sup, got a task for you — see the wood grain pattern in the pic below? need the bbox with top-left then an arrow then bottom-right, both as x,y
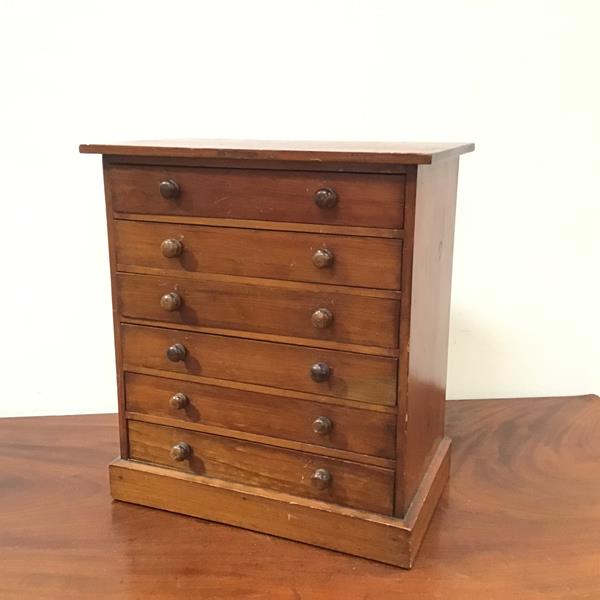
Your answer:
80,139 -> 475,164
101,160 -> 129,457
3,395 -> 598,597
114,212 -> 404,238
122,323 -> 398,405
126,365 -> 397,413
116,272 -> 400,349
107,165 -> 406,228
105,155 -> 416,174
109,442 -> 448,567
114,436 -> 449,567
398,158 -> 459,515
110,458 -> 413,564
127,412 -> 395,469
127,420 -> 395,514
125,372 -> 396,458
114,219 -> 403,289
115,268 -> 401,299
393,166 -> 416,513
121,316 -> 400,357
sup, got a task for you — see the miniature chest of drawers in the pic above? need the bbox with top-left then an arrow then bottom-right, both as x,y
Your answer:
80,139 -> 473,568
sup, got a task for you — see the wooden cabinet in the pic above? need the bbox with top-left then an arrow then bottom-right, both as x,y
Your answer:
81,139 -> 473,568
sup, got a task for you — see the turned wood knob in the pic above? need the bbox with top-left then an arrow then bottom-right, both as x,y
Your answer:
169,392 -> 189,409
312,248 -> 334,269
166,343 -> 187,362
310,362 -> 331,383
160,292 -> 182,312
159,179 -> 180,199
170,442 -> 191,461
311,308 -> 333,329
311,468 -> 332,490
314,188 -> 338,209
161,238 -> 183,258
312,416 -> 333,435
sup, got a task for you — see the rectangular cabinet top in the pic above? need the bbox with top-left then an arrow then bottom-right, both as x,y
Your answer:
79,139 -> 474,165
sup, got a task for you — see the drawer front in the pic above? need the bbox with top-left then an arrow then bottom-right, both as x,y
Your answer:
125,373 -> 396,458
108,166 -> 405,229
128,420 -> 394,514
117,273 -> 400,349
115,220 -> 403,290
122,324 -> 397,406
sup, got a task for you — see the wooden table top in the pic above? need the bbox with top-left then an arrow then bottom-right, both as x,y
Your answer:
2,395 -> 599,599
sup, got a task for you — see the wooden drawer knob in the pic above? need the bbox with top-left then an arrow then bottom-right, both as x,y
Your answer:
314,188 -> 338,209
169,392 -> 189,409
310,362 -> 330,382
161,238 -> 183,258
312,416 -> 332,435
312,248 -> 334,269
311,468 -> 332,490
159,179 -> 180,199
166,343 -> 187,362
311,308 -> 333,329
170,442 -> 191,461
160,292 -> 182,312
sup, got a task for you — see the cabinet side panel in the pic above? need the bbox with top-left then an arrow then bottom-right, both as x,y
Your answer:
394,167 -> 418,514
400,158 -> 459,514
102,157 -> 128,457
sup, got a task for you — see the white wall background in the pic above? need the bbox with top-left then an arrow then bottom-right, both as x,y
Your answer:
1,0 -> 598,417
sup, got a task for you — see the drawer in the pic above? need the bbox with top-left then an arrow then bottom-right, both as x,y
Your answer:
125,372 -> 396,458
122,324 -> 397,406
117,273 -> 400,349
115,220 -> 403,290
108,166 -> 405,229
128,420 -> 394,514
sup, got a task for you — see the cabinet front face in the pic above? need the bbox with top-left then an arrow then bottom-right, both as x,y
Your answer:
110,158 -> 404,486
109,160 -> 404,510
85,139 -> 471,567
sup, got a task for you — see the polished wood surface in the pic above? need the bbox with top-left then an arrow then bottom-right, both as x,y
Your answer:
126,413 -> 394,469
2,395 -> 597,598
125,372 -> 396,459
116,272 -> 400,349
114,219 -> 403,289
108,165 -> 406,228
127,420 -> 394,514
110,438 -> 449,568
114,213 -> 404,239
397,158 -> 460,513
102,165 -> 129,457
80,139 -> 475,165
126,366 -> 397,414
121,324 -> 398,405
